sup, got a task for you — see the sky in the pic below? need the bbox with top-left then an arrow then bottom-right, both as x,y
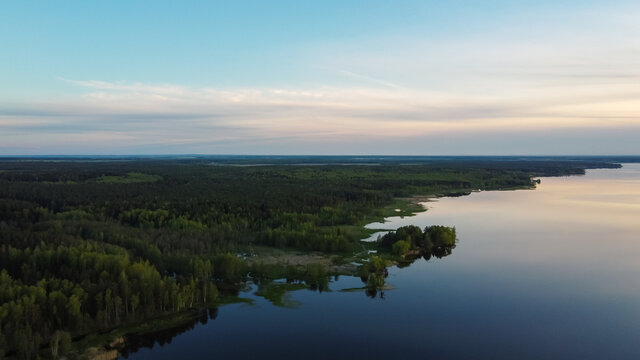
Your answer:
1,0 -> 639,155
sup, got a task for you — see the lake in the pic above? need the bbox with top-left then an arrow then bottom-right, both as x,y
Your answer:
120,164 -> 640,359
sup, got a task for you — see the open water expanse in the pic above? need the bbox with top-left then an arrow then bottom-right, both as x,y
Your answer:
121,164 -> 640,359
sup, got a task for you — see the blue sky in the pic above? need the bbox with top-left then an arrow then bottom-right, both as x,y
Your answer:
1,0 -> 639,154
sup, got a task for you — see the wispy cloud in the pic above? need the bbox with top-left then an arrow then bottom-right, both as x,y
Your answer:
335,70 -> 402,89
1,75 -> 638,155
59,78 -> 189,95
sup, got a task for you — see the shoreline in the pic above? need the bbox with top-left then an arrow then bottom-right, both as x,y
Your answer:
60,180 -> 548,359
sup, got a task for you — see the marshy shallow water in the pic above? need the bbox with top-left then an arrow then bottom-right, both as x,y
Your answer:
120,164 -> 640,359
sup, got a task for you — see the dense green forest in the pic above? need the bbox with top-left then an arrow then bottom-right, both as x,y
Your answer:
0,157 -> 623,358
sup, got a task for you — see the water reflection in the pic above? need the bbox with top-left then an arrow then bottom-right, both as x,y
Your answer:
119,309 -> 218,358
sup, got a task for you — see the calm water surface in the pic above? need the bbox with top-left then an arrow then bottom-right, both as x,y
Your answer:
121,164 -> 640,359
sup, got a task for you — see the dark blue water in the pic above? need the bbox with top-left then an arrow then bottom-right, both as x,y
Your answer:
121,164 -> 640,359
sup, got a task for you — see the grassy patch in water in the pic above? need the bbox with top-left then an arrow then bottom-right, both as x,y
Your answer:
254,282 -> 308,308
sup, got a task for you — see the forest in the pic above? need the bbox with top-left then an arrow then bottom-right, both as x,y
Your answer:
0,156 -> 624,359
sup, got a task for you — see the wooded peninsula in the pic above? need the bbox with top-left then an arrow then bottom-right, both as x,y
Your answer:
0,156 -> 628,359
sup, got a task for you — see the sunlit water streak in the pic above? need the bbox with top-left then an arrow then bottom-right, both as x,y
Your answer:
121,164 -> 640,360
